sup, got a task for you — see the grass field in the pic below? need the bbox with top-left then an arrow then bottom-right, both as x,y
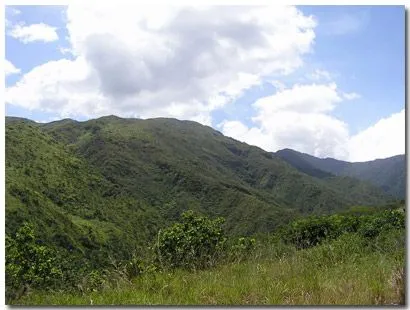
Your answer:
17,231 -> 405,306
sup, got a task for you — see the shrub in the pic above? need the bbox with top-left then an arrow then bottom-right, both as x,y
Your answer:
283,216 -> 335,249
358,209 -> 405,239
228,237 -> 256,262
6,223 -> 63,303
283,208 -> 405,250
155,210 -> 226,270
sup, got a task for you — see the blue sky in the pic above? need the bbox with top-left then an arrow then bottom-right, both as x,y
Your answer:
5,5 -> 405,161
300,6 -> 404,134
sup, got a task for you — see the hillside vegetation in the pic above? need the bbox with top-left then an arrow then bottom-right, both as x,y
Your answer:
5,115 -> 404,305
11,207 -> 405,305
276,148 -> 405,198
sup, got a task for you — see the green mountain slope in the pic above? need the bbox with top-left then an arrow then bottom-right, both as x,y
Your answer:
6,119 -> 164,265
42,116 -> 391,213
6,116 -> 394,266
276,148 -> 405,198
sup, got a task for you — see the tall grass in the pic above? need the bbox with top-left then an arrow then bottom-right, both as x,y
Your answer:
17,231 -> 405,306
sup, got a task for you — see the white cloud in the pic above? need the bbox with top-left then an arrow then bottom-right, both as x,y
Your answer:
34,116 -> 60,124
4,5 -> 21,23
11,6 -> 401,162
253,83 -> 341,114
270,80 -> 286,91
5,57 -> 108,117
6,5 -> 316,124
348,109 -> 405,162
6,6 -> 21,17
220,83 -> 350,159
8,23 -> 59,43
322,12 -> 369,36
218,119 -> 272,149
308,69 -> 332,81
219,83 -> 404,161
5,7 -> 21,29
5,59 -> 21,76
342,92 -> 361,100
59,46 -> 73,55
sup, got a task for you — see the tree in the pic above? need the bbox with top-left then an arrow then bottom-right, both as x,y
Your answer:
6,223 -> 63,303
155,210 -> 226,270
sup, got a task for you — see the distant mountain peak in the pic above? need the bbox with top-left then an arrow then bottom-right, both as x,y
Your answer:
275,148 -> 405,199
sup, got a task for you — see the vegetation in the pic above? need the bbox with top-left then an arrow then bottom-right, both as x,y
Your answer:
276,148 -> 405,198
155,210 -> 226,270
282,208 -> 404,249
7,207 -> 405,305
6,223 -> 63,301
5,116 -> 405,305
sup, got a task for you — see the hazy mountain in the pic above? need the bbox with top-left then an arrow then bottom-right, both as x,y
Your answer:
276,148 -> 405,199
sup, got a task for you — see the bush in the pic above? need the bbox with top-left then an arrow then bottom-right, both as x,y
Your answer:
358,209 -> 405,239
228,237 -> 256,262
6,223 -> 64,303
283,216 -> 336,249
282,208 -> 404,249
155,210 -> 226,270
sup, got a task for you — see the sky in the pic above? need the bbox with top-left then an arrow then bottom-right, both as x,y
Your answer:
4,5 -> 405,162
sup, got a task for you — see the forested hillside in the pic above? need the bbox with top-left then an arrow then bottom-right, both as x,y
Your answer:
5,116 -> 403,304
276,148 -> 405,198
6,116 -> 395,245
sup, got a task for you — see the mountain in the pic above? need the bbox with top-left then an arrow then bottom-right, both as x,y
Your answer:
276,148 -> 406,199
6,116 -> 395,265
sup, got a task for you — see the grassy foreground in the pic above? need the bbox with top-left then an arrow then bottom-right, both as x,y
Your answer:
17,232 -> 405,306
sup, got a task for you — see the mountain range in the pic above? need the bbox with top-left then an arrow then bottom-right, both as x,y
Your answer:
275,148 -> 405,199
5,115 -> 403,264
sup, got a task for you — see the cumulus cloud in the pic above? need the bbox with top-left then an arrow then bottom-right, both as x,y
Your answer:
5,57 -> 109,117
8,22 -> 59,43
9,6 -> 401,162
5,59 -> 21,76
348,109 -> 405,162
253,83 -> 342,114
219,82 -> 404,161
218,120 -> 272,150
219,83 -> 350,159
6,5 -> 316,124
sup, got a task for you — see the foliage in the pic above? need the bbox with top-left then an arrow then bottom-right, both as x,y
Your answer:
5,116 -> 403,304
7,206 -> 406,305
283,216 -> 338,249
18,226 -> 405,306
282,208 -> 405,249
227,236 -> 256,262
6,223 -> 63,302
6,116 -> 394,264
276,148 -> 405,199
155,211 -> 226,270
358,208 -> 405,239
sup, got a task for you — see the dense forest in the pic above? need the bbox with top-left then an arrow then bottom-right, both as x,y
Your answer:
5,116 -> 405,305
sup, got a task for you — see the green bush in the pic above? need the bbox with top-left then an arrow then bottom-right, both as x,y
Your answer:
6,223 -> 64,303
358,209 -> 405,239
283,216 -> 336,249
282,208 -> 405,249
371,228 -> 405,257
228,236 -> 256,262
155,210 -> 226,270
